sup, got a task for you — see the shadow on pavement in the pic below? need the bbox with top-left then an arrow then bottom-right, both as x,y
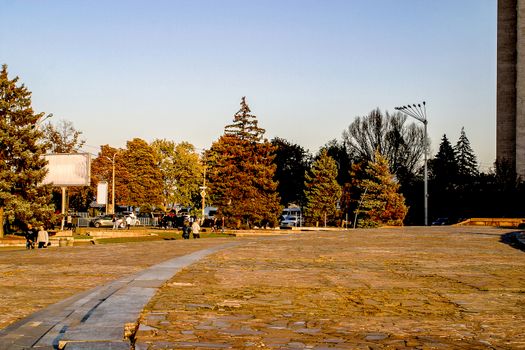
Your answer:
500,231 -> 525,252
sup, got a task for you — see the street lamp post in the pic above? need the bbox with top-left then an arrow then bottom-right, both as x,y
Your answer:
199,151 -> 207,225
394,102 -> 429,226
105,151 -> 119,215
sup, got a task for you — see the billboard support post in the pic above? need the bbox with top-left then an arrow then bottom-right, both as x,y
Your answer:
61,187 -> 67,231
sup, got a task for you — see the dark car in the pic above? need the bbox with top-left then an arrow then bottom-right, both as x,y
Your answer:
89,215 -> 125,228
431,217 -> 450,226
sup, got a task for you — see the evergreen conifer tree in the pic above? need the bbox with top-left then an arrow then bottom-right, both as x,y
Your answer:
224,96 -> 265,142
303,149 -> 342,226
356,152 -> 407,227
207,97 -> 281,228
429,134 -> 458,190
0,65 -> 53,236
454,127 -> 478,180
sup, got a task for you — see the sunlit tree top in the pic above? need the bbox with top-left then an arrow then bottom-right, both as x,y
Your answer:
224,96 -> 265,142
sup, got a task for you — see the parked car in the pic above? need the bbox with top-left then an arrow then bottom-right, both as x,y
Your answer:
431,217 -> 450,226
89,215 -> 125,228
280,215 -> 302,228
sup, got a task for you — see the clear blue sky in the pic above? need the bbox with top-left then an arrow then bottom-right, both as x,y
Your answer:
1,0 -> 496,170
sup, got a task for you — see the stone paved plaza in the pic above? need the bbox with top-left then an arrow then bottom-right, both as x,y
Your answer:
135,227 -> 525,349
0,227 -> 524,349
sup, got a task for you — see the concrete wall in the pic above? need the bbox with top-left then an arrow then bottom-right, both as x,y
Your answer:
497,0 -> 517,169
517,0 -> 525,176
497,0 -> 525,178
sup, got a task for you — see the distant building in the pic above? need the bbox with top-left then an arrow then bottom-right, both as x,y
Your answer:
497,0 -> 525,178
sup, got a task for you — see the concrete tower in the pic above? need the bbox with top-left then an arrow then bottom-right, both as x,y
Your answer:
498,0 -> 525,178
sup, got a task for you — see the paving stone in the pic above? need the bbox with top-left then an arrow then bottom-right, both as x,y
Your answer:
62,340 -> 130,349
364,332 -> 388,341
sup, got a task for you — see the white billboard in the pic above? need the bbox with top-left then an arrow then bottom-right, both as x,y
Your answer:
42,153 -> 91,187
97,181 -> 108,205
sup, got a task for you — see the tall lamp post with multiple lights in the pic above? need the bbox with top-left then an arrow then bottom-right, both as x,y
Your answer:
394,102 -> 429,226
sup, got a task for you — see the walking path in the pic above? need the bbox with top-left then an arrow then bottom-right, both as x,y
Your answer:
0,242 -> 240,350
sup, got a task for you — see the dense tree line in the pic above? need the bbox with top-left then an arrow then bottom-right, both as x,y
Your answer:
2,63 -> 523,231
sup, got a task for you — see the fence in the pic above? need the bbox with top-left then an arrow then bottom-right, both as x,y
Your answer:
73,215 -> 158,228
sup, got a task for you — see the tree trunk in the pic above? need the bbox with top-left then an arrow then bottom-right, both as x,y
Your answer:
0,206 -> 4,238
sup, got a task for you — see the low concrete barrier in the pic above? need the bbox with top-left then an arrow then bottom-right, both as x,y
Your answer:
457,218 -> 525,228
84,230 -> 155,238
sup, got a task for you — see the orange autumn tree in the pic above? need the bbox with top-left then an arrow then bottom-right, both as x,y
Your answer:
207,97 -> 281,228
356,151 -> 408,227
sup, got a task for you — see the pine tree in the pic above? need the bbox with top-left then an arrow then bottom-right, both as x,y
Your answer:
357,151 -> 407,227
207,97 -> 281,228
224,96 -> 265,142
303,149 -> 342,226
0,65 -> 54,236
454,127 -> 478,181
429,134 -> 458,190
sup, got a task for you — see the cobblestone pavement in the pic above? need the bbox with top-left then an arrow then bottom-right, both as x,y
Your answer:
135,227 -> 525,349
0,238 -> 232,330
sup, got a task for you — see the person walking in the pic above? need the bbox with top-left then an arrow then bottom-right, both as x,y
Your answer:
36,226 -> 49,249
115,216 -> 123,229
125,215 -> 132,230
25,224 -> 36,249
112,215 -> 118,230
191,220 -> 200,239
66,214 -> 73,230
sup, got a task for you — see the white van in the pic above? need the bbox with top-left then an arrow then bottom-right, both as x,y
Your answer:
280,207 -> 303,227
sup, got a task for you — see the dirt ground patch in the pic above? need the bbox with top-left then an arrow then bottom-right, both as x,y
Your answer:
136,227 -> 525,349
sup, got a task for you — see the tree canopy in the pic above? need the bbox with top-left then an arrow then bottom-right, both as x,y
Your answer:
42,119 -> 85,153
355,152 -> 408,227
271,137 -> 311,207
90,139 -> 163,211
429,134 -> 458,191
303,149 -> 342,226
207,97 -> 281,228
224,96 -> 266,142
120,138 -> 163,208
342,109 -> 425,180
0,65 -> 54,236
151,139 -> 203,209
454,127 -> 479,181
